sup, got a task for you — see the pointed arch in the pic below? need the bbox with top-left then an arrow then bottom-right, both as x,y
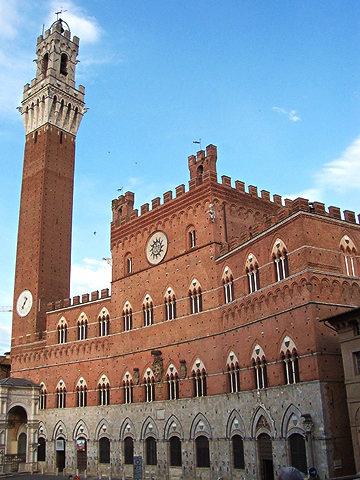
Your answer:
252,344 -> 268,389
143,294 -> 154,326
141,416 -> 159,440
73,420 -> 89,440
95,419 -> 111,439
227,351 -> 240,393
120,417 -> 136,440
122,371 -> 133,404
251,406 -> 275,439
144,367 -> 155,402
340,235 -> 357,276
76,377 -> 87,407
77,312 -> 88,340
246,253 -> 260,293
53,420 -> 67,441
190,412 -> 212,440
272,238 -> 289,281
226,410 -> 246,438
192,358 -> 207,397
189,278 -> 202,313
98,307 -> 110,337
98,374 -> 110,406
164,415 -> 184,440
165,286 -> 177,320
222,266 -> 235,303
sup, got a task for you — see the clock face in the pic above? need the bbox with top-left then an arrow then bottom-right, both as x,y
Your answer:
146,231 -> 168,265
16,289 -> 33,317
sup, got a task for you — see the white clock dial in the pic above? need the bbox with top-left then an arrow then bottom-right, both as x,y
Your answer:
16,289 -> 33,317
146,231 -> 168,265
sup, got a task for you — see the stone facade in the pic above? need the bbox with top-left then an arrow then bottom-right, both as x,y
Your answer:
7,19 -> 360,480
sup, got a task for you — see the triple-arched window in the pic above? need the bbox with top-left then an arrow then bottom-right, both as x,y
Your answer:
272,239 -> 289,281
340,235 -> 357,277
189,279 -> 202,314
246,254 -> 260,294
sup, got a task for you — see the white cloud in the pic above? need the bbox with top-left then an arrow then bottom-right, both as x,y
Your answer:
46,1 -> 102,43
316,136 -> 360,192
273,106 -> 300,122
70,257 -> 111,297
0,2 -> 19,39
284,135 -> 360,207
0,320 -> 11,355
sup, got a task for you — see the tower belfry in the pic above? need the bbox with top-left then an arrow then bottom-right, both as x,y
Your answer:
12,20 -> 86,348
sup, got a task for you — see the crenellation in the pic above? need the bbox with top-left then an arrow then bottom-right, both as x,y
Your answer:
82,293 -> 90,303
73,295 -> 80,306
175,184 -> 185,197
235,180 -> 245,192
261,190 -> 270,201
221,175 -> 231,187
291,197 -> 309,212
312,201 -> 326,215
101,288 -> 110,299
248,185 -> 258,197
140,203 -> 149,215
91,291 -> 99,301
273,194 -> 282,206
163,190 -> 173,203
152,197 -> 161,209
344,210 -> 356,223
284,198 -> 293,208
329,206 -> 342,220
63,298 -> 71,308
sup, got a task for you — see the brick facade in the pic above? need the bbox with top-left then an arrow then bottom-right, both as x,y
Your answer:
7,19 -> 360,480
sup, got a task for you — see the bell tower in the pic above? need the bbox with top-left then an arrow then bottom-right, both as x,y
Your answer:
12,19 -> 86,348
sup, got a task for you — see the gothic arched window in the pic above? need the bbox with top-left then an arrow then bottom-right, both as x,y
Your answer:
272,239 -> 289,281
246,254 -> 260,294
340,235 -> 357,277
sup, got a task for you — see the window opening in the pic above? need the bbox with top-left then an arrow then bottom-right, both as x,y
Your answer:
196,436 -> 210,468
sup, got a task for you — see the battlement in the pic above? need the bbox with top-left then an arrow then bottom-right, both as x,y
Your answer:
111,144 -> 360,231
46,288 -> 110,313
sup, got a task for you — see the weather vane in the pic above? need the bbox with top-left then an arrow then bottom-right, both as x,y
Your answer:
55,8 -> 67,20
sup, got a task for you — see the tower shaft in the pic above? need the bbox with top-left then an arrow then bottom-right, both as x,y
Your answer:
12,20 -> 86,347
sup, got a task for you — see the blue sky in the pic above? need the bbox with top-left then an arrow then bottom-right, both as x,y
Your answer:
0,0 -> 359,353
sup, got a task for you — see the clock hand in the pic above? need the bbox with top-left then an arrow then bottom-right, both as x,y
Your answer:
22,296 -> 28,309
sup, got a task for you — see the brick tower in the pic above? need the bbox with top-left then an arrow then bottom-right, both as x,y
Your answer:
11,19 -> 86,348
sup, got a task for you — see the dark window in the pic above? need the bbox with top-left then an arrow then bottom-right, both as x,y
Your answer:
42,53 -> 49,76
196,436 -> 210,468
124,437 -> 134,464
232,435 -> 245,469
99,437 -> 110,464
38,437 -> 46,462
289,433 -> 307,474
60,53 -> 68,76
169,436 -> 182,467
146,437 -> 157,465
354,351 -> 360,375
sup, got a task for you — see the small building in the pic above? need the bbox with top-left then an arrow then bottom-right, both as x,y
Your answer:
325,307 -> 360,473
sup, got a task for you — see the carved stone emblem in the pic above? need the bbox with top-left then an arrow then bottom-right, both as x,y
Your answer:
152,356 -> 164,382
180,359 -> 187,379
